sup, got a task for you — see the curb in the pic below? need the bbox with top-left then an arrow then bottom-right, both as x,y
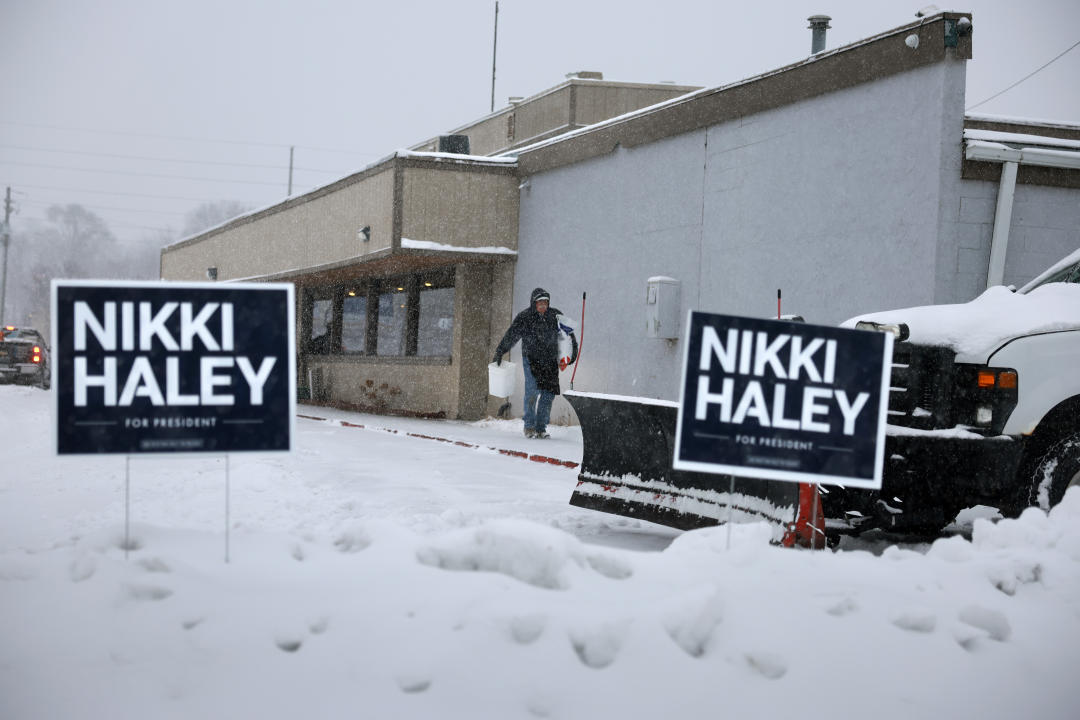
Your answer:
297,414 -> 579,469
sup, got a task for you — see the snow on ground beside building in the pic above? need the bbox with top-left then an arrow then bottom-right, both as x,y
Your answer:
1,384 -> 1078,719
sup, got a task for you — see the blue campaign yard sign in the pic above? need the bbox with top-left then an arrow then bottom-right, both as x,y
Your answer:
51,281 -> 295,455
673,312 -> 892,489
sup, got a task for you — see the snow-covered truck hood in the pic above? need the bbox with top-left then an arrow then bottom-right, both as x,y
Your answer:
841,284 -> 1080,361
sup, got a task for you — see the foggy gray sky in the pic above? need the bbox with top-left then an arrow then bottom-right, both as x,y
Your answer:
2,0 -> 1078,250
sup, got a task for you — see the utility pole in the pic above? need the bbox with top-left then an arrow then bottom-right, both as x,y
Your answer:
288,146 -> 294,196
490,2 -> 499,113
0,187 -> 12,323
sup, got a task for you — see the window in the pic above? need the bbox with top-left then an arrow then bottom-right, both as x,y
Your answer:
304,271 -> 455,358
308,298 -> 334,354
341,292 -> 368,353
377,284 -> 409,356
418,284 -> 454,357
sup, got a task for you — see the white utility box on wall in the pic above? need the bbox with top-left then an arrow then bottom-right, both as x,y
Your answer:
645,276 -> 681,339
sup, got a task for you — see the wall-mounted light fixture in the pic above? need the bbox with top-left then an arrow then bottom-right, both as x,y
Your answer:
206,267 -> 218,281
358,225 -> 371,242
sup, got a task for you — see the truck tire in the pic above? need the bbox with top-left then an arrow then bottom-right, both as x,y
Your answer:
1028,432 -> 1080,511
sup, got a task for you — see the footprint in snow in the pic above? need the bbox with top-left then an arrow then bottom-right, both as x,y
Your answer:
181,617 -> 205,630
138,557 -> 171,573
890,609 -> 937,634
395,673 -> 432,694
990,562 -> 1042,596
957,604 -> 1011,642
665,594 -> 724,658
585,553 -> 633,580
744,651 -> 787,680
509,614 -> 546,644
334,531 -> 372,553
116,535 -> 143,552
569,624 -> 626,669
308,616 -> 329,635
127,584 -> 173,601
69,555 -> 97,583
825,597 -> 857,617
275,636 -> 303,653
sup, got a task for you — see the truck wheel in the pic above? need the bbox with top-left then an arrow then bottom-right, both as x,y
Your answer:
1028,432 -> 1080,511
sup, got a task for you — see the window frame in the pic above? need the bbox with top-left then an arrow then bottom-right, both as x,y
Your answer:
302,269 -> 456,360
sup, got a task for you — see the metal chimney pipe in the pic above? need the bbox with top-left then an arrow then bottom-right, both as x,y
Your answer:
808,15 -> 832,54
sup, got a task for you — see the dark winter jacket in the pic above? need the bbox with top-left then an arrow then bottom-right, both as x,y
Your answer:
494,288 -> 577,395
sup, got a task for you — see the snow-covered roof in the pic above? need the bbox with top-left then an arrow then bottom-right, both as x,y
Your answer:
842,283 -> 1080,358
396,150 -> 517,166
966,111 -> 1080,130
963,129 -> 1080,151
400,238 -> 517,255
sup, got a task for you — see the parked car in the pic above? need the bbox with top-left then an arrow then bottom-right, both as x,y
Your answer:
825,248 -> 1080,534
0,325 -> 50,388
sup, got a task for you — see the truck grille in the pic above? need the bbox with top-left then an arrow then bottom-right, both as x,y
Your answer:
886,343 -> 955,429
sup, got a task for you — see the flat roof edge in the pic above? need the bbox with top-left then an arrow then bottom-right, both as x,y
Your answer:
514,12 -> 972,175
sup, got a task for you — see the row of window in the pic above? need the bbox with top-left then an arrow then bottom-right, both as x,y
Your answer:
303,271 -> 455,358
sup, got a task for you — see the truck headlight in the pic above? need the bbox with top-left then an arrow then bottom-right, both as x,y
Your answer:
953,366 -> 1019,435
855,320 -> 910,342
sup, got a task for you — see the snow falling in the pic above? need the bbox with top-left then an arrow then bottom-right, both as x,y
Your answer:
1,386 -> 1078,719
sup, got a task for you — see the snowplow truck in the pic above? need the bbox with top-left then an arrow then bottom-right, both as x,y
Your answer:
824,250 -> 1080,534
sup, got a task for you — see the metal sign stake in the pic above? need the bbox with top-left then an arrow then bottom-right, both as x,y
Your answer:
124,455 -> 131,559
225,455 -> 231,564
725,474 -> 735,550
811,483 -> 821,551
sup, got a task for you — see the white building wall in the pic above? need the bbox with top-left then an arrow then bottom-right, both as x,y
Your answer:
949,181 -> 1080,294
516,62 -> 966,404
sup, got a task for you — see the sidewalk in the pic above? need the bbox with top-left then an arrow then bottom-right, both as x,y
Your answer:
296,403 -> 584,469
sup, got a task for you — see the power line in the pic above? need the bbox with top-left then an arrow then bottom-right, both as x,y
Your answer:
967,39 -> 1080,111
1,182 -> 237,204
0,142 -> 349,175
0,160 -> 287,187
18,197 -> 187,217
0,118 -> 381,157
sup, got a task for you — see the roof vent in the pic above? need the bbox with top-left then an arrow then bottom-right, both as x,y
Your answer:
437,135 -> 471,154
508,96 -> 524,105
808,15 -> 831,54
565,71 -> 603,80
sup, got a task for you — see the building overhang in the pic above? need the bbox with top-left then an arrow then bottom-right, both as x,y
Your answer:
239,242 -> 516,286
961,123 -> 1080,188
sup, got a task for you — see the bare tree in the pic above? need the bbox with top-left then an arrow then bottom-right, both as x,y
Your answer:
5,204 -> 120,333
181,200 -> 253,238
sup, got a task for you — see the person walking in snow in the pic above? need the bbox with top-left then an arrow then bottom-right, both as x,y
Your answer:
493,288 -> 577,439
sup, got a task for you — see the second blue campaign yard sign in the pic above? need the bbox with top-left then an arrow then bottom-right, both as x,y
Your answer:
673,312 -> 892,489
52,281 -> 296,455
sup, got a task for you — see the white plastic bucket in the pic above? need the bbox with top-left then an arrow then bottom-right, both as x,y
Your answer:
488,361 -> 516,397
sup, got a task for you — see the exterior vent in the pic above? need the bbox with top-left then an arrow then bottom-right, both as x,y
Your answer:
437,135 -> 471,154
565,71 -> 603,80
808,15 -> 831,54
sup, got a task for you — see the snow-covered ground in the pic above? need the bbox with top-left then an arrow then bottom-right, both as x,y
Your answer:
1,385 -> 1078,719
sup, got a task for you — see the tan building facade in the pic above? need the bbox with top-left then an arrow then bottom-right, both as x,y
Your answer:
160,77 -> 697,420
